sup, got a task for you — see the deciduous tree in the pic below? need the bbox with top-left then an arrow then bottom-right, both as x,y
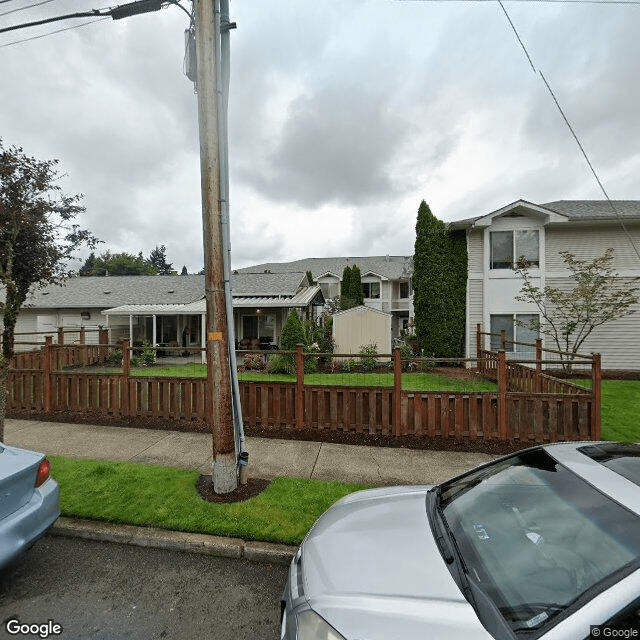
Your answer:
515,248 -> 639,369
0,140 -> 98,440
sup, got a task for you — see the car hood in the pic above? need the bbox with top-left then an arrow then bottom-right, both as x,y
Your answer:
301,486 -> 493,640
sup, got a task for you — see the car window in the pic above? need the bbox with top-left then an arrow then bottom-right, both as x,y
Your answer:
439,450 -> 640,637
578,443 -> 640,487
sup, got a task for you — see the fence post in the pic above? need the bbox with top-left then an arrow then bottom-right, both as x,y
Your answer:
393,347 -> 402,437
43,336 -> 53,412
121,339 -> 130,416
498,349 -> 508,440
476,323 -> 482,374
57,327 -> 64,346
79,327 -> 86,366
592,353 -> 601,440
535,339 -> 542,393
295,344 -> 304,430
500,329 -> 506,351
99,327 -> 108,363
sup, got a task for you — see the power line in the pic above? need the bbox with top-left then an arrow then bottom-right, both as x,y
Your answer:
0,8 -> 113,34
0,0 -> 56,18
0,16 -> 109,47
397,0 -> 640,4
0,0 -> 190,35
497,1 -> 640,261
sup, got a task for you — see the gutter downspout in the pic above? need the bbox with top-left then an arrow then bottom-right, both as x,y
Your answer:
216,0 -> 246,472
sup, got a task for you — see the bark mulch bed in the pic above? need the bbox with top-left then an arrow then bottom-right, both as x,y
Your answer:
196,475 -> 271,503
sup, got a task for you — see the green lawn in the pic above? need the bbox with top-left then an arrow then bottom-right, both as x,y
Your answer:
129,365 -> 497,392
599,380 -> 640,442
50,455 -> 369,546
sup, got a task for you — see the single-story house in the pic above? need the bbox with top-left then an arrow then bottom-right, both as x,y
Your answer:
10,272 -> 324,354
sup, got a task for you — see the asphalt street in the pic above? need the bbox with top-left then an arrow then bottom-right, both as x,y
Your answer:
0,535 -> 287,640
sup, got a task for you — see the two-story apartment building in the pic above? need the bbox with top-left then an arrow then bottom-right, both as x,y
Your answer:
238,256 -> 414,338
449,200 -> 640,370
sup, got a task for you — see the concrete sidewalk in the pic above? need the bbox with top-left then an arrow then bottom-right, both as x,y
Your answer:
5,418 -> 495,486
4,418 -> 496,564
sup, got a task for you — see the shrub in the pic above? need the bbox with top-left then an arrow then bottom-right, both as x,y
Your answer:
140,341 -> 156,366
130,355 -> 140,367
106,349 -> 123,365
243,353 -> 264,370
358,342 -> 379,372
304,355 -> 318,374
342,358 -> 358,372
266,354 -> 295,375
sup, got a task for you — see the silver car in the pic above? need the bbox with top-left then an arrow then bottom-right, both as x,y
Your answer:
0,443 -> 60,569
281,442 -> 640,639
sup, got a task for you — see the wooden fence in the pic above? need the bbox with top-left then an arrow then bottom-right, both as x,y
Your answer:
12,328 -> 109,370
7,336 -> 602,444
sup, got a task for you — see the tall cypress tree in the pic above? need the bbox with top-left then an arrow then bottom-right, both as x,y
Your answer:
412,200 -> 467,357
349,265 -> 364,306
340,266 -> 353,309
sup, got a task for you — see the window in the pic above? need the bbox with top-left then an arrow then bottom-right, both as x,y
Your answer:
362,282 -> 380,299
490,230 -> 539,269
399,282 -> 410,299
490,314 -> 538,353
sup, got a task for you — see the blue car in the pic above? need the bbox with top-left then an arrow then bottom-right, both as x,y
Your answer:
0,443 -> 60,569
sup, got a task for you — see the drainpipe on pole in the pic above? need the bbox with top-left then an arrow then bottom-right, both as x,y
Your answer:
217,0 -> 246,474
194,0 -> 237,493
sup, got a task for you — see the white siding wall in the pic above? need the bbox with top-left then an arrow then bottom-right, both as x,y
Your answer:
466,279 -> 483,358
333,307 -> 392,358
546,224 -> 640,271
467,230 -> 484,273
545,276 -> 640,370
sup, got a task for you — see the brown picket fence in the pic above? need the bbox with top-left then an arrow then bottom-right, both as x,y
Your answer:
7,332 -> 602,444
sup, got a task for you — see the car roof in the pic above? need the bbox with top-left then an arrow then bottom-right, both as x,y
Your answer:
542,442 -> 640,516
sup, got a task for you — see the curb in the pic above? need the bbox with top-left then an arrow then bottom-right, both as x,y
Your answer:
50,517 -> 297,566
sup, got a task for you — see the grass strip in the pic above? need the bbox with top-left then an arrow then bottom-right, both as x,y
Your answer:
49,456 -> 369,546
598,380 -> 640,442
130,365 -> 497,392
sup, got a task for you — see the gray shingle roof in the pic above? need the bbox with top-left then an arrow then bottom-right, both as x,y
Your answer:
448,200 -> 640,229
541,200 -> 640,220
22,271 -> 308,310
238,256 -> 412,281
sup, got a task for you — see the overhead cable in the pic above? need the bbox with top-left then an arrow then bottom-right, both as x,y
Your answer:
0,0 -> 56,18
0,16 -> 109,47
497,0 -> 640,260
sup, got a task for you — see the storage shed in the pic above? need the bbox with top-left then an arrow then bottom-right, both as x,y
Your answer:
332,305 -> 392,358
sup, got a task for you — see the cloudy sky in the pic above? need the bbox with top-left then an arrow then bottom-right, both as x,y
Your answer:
2,0 -> 639,272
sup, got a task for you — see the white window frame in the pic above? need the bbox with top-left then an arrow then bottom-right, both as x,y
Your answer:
490,230 -> 540,270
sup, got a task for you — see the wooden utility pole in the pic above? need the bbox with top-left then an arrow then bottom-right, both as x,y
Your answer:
194,0 -> 237,493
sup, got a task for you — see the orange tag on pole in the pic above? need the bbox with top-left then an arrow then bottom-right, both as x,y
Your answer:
208,332 -> 223,341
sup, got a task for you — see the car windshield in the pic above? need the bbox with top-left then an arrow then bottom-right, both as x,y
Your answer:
439,449 -> 640,635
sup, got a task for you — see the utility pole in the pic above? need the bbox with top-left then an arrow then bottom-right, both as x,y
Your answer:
194,0 -> 237,493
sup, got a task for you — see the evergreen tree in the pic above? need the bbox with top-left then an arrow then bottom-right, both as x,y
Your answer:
349,265 -> 364,306
149,245 -> 175,275
279,309 -> 306,350
412,200 -> 467,358
340,266 -> 353,309
79,252 -> 97,276
180,265 -> 188,276
81,250 -> 158,276
306,269 -> 314,285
